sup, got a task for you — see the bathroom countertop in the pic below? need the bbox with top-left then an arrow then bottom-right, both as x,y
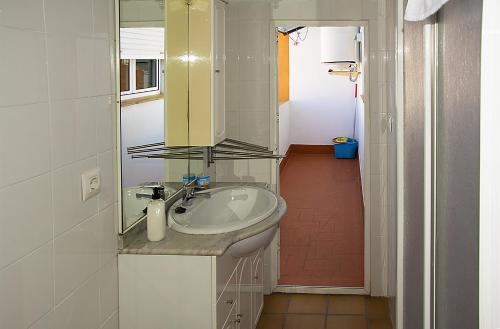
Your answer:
119,187 -> 287,257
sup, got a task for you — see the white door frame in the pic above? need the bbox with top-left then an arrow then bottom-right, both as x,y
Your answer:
479,0 -> 500,328
268,20 -> 371,296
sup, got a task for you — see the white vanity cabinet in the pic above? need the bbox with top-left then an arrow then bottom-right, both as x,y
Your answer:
119,248 -> 264,329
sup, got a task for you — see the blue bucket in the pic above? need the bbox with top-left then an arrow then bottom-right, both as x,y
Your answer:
332,138 -> 359,159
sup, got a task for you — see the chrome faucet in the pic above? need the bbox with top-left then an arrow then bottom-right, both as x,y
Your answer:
135,186 -> 165,200
182,185 -> 211,206
179,179 -> 211,206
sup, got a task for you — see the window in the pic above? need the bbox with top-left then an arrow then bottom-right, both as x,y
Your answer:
120,59 -> 160,97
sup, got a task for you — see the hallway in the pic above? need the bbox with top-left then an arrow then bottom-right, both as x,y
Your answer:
279,151 -> 364,287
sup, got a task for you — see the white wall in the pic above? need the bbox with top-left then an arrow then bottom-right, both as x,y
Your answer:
278,101 -> 291,157
121,100 -> 165,187
0,0 -> 118,328
289,27 -> 357,145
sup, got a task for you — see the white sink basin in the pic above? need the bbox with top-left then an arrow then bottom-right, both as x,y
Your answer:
122,186 -> 175,228
168,186 -> 278,234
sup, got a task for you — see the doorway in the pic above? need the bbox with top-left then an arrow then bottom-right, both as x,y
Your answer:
271,22 -> 370,294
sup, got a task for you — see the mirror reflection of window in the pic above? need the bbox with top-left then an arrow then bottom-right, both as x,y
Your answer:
120,59 -> 130,92
136,59 -> 158,90
120,27 -> 164,99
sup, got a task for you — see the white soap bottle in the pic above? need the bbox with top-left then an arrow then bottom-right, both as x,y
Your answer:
147,187 -> 166,242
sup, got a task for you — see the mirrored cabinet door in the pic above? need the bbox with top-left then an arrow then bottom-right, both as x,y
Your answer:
166,0 -> 227,147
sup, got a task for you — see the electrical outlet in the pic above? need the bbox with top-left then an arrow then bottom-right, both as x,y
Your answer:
81,168 -> 101,201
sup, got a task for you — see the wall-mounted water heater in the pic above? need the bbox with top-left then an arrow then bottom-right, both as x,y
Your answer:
320,26 -> 360,64
321,26 -> 361,81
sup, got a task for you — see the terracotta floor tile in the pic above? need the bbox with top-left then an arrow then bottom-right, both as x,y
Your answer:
366,298 -> 390,320
257,294 -> 392,329
263,294 -> 290,314
284,314 -> 325,329
279,154 -> 364,287
326,315 -> 367,329
327,295 -> 366,315
257,314 -> 285,329
368,318 -> 393,329
287,294 -> 328,314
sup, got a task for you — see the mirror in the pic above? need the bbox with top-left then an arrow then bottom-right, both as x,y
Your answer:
118,0 -> 274,233
118,0 -> 191,232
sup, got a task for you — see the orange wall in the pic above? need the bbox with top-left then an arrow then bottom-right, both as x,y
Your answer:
278,33 -> 289,103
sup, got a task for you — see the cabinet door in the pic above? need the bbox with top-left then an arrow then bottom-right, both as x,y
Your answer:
252,257 -> 264,325
237,257 -> 252,329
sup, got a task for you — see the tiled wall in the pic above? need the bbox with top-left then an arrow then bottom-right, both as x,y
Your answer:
216,1 -> 273,183
0,0 -> 118,328
217,0 -> 394,297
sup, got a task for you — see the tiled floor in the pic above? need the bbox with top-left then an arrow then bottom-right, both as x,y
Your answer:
257,294 -> 393,329
279,153 -> 364,287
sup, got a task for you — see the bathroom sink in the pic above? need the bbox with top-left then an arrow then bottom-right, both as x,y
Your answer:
168,186 -> 278,234
122,185 -> 176,228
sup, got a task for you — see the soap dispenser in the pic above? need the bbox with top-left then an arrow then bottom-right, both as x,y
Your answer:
146,187 -> 166,242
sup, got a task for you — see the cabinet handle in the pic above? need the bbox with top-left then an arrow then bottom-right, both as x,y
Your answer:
236,314 -> 243,318
225,299 -> 234,304
234,319 -> 241,324
253,275 -> 259,280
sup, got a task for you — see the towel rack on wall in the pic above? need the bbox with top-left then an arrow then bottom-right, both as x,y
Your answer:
127,138 -> 283,162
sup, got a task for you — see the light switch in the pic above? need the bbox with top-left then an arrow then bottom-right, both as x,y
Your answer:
81,168 -> 101,201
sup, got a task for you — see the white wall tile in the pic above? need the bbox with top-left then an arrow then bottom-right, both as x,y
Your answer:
100,311 -> 118,329
54,215 -> 100,304
0,174 -> 53,270
0,243 -> 54,329
51,98 -> 97,169
0,0 -> 45,31
226,81 -> 240,110
0,28 -> 48,107
94,38 -> 113,95
99,205 -> 117,267
1,0 -> 118,325
47,35 -> 95,100
52,157 -> 98,235
362,0 -> 379,20
239,50 -> 269,82
29,311 -> 54,329
238,81 -> 270,110
54,273 -> 99,329
226,50 -> 240,81
99,258 -> 118,324
96,95 -> 115,152
98,151 -> 116,211
225,111 -> 240,139
0,103 -> 50,188
238,2 -> 271,21
238,20 -> 269,53
271,0 -> 318,20
92,0 -> 114,39
331,0 -> 363,20
44,0 -> 93,36
239,111 -> 270,147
